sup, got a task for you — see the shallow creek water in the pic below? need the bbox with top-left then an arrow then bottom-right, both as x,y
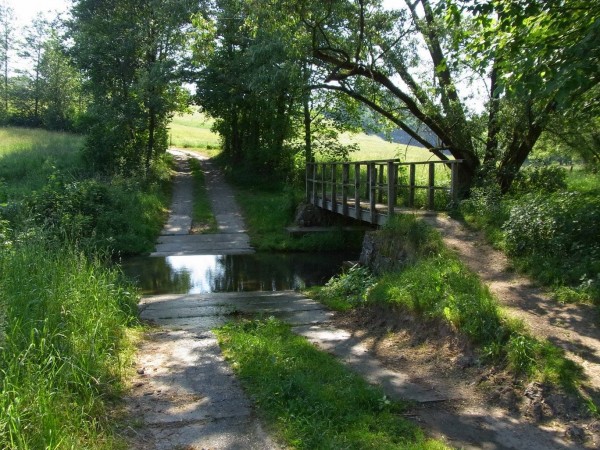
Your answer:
121,252 -> 357,295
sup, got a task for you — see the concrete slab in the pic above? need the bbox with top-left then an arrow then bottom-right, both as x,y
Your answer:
126,329 -> 278,449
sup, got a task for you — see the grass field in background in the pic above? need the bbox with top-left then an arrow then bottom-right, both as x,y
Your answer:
169,111 -> 438,164
339,131 -> 435,162
0,127 -> 84,201
169,110 -> 221,150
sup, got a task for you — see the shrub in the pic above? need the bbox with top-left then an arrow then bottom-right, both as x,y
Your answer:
26,172 -> 167,255
318,265 -> 375,309
503,191 -> 600,301
510,165 -> 568,195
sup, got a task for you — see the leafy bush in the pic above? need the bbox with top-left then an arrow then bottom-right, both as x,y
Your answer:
459,181 -> 508,244
26,172 -> 167,255
510,165 -> 568,195
503,191 -> 600,301
318,265 -> 375,309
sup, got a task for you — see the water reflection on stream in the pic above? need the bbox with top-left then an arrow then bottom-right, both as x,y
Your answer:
121,252 -> 357,295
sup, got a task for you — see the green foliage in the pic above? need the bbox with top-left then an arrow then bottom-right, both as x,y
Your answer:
216,318 -> 447,449
25,172 -> 167,255
0,238 -> 138,448
71,0 -> 197,173
318,265 -> 375,310
510,165 -> 568,195
459,181 -> 508,244
503,192 -> 600,302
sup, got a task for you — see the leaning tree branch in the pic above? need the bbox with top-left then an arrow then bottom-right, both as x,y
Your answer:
310,82 -> 449,162
313,48 -> 455,152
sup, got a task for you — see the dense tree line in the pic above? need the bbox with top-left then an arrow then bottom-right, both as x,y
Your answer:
4,0 -> 598,188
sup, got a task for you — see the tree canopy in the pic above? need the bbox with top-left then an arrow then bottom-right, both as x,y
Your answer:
3,0 -> 598,188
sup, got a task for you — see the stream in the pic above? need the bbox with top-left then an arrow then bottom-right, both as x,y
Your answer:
121,252 -> 358,295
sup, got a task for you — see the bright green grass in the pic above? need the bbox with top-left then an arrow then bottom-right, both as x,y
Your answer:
0,127 -> 84,201
168,111 -> 439,163
0,238 -> 138,449
566,168 -> 600,194
216,318 -> 448,450
189,158 -> 218,233
169,111 -> 221,151
234,184 -> 364,252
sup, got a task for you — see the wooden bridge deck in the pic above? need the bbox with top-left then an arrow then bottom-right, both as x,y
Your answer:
306,159 -> 462,226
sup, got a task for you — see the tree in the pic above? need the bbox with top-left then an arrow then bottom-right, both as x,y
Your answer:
192,0 -> 364,176
0,3 -> 13,121
297,0 -> 600,193
39,30 -> 85,130
70,0 -> 198,174
193,0 -> 303,174
17,15 -> 49,125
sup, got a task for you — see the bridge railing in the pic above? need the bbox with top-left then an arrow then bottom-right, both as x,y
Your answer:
305,159 -> 462,225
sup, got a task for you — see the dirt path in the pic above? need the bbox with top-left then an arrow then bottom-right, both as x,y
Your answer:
424,214 -> 600,399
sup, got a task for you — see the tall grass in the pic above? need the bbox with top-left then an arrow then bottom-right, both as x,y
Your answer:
0,127 -> 84,201
0,237 -> 138,449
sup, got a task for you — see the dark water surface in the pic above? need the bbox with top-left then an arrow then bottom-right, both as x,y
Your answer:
121,252 -> 358,295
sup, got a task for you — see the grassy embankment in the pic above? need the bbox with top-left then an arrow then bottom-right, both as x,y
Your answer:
0,127 -> 170,448
315,215 -> 589,400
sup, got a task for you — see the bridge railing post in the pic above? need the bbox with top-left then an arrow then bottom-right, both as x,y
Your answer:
331,163 -> 337,213
305,162 -> 311,202
320,163 -> 326,208
354,163 -> 361,220
342,163 -> 349,216
408,164 -> 416,207
387,161 -> 396,219
369,163 -> 377,224
428,162 -> 435,210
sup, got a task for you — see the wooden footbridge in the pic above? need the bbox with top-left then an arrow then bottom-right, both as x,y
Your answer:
306,159 -> 462,226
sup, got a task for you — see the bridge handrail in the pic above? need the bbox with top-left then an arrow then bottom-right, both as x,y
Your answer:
305,159 -> 463,225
